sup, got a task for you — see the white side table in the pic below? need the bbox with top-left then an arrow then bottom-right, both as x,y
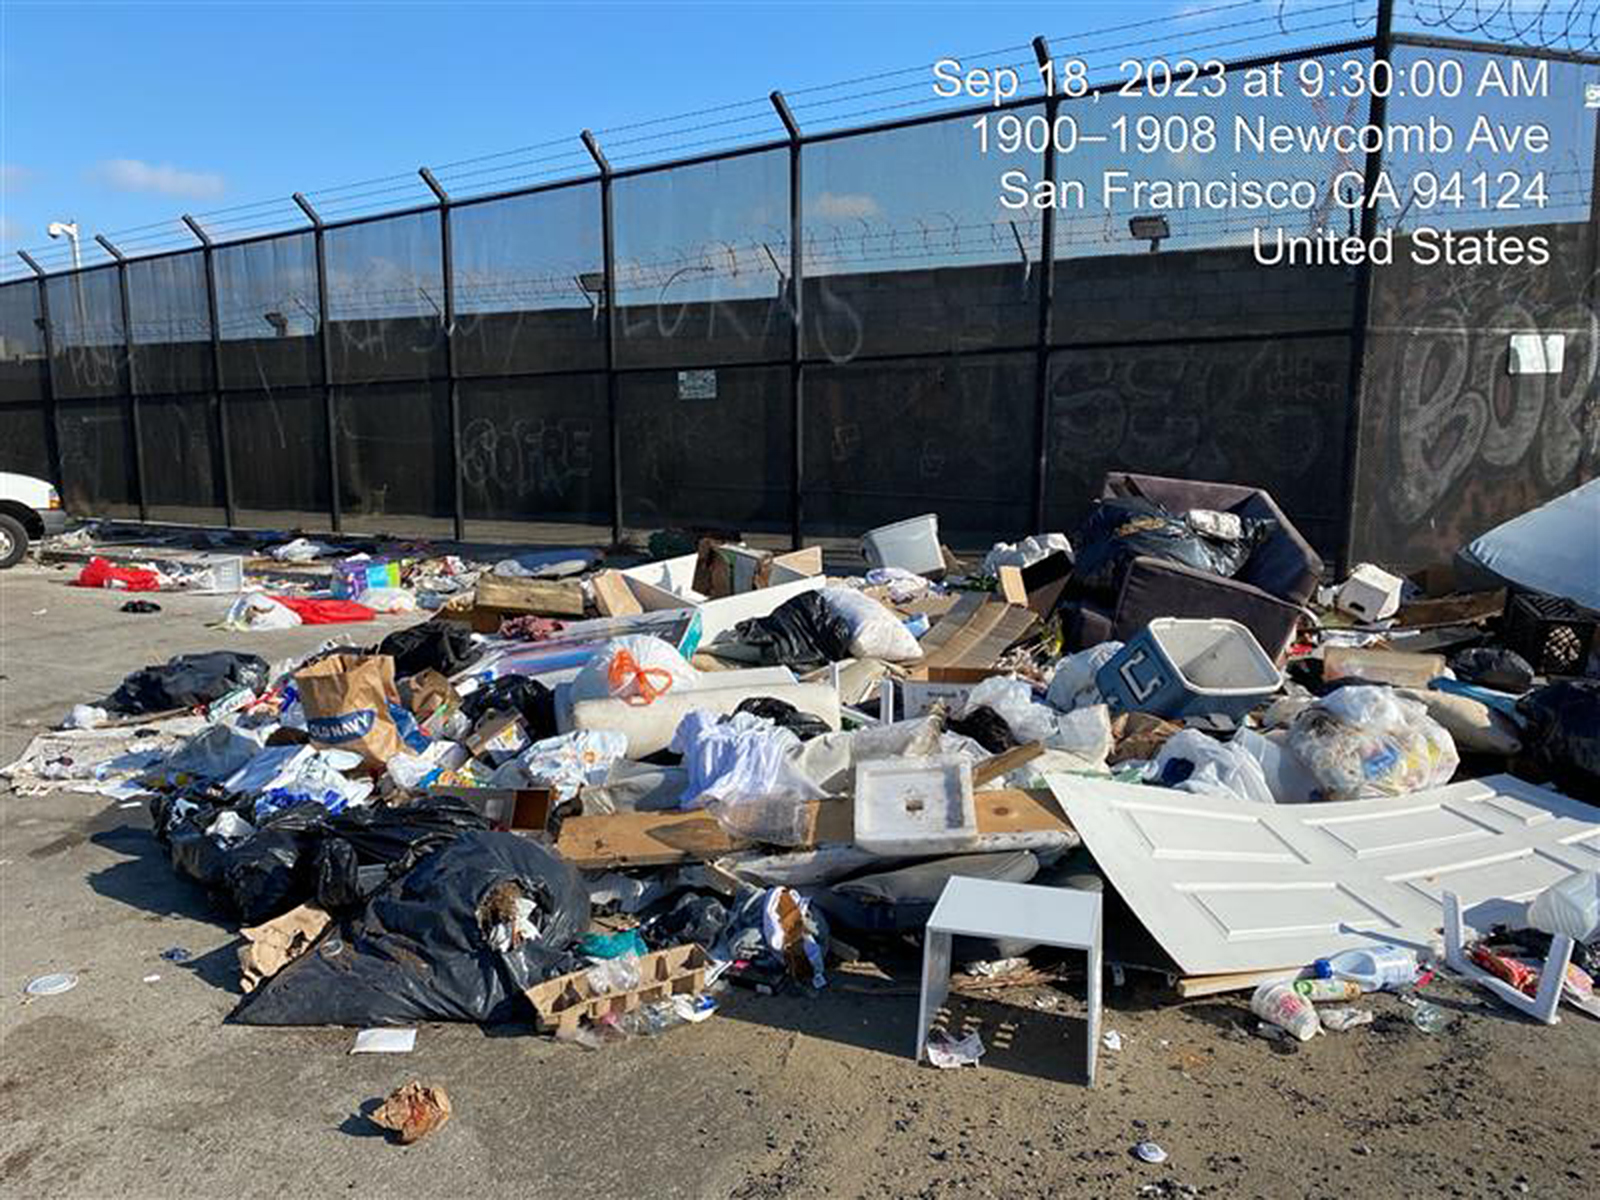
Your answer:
916,875 -> 1103,1086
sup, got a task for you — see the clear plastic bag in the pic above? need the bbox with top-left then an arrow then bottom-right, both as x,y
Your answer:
1527,871 -> 1600,942
1286,686 -> 1459,801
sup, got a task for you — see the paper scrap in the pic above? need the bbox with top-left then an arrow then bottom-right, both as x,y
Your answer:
925,1030 -> 985,1069
352,1027 -> 417,1054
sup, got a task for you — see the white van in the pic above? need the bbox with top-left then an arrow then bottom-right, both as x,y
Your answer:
0,471 -> 70,568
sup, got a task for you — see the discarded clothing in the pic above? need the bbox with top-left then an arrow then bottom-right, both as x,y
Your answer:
108,651 -> 270,715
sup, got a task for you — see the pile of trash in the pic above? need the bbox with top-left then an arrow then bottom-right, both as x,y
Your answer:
10,477 -> 1598,1101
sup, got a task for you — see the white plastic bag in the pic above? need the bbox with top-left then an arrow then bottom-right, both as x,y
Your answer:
981,533 -> 1071,577
821,587 -> 923,662
1148,729 -> 1276,805
571,635 -> 697,705
1527,871 -> 1600,942
358,587 -> 417,614
1045,641 -> 1123,712
1286,685 -> 1459,801
508,729 -> 628,800
222,592 -> 302,631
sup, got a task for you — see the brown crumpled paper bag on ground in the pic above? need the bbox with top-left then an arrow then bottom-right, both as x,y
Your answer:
238,903 -> 331,993
371,1081 -> 452,1144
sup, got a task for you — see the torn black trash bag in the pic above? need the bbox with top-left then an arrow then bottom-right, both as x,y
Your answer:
459,675 -> 558,741
310,795 -> 493,911
1069,498 -> 1275,601
377,620 -> 483,681
233,831 -> 589,1026
222,801 -> 332,926
108,651 -> 270,715
712,590 -> 854,670
735,696 -> 831,742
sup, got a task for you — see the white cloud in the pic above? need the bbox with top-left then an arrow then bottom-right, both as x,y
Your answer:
0,164 -> 33,193
812,191 -> 881,220
94,158 -> 225,200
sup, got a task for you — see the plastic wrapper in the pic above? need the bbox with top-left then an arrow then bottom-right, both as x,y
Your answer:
498,729 -> 628,800
233,831 -> 589,1026
1045,641 -> 1124,712
671,710 -> 826,814
222,593 -> 302,631
1286,686 -> 1459,801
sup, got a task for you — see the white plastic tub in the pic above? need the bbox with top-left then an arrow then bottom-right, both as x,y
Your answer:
854,755 -> 977,856
861,514 -> 943,576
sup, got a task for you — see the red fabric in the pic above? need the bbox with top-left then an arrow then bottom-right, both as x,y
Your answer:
271,595 -> 377,624
73,556 -> 161,592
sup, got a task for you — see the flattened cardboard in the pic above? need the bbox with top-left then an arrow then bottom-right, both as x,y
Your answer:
916,595 -> 1038,672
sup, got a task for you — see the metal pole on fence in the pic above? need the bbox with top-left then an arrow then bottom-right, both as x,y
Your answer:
1337,0 -> 1393,576
582,129 -> 623,548
1031,35 -> 1058,535
770,90 -> 804,551
419,167 -> 467,544
96,235 -> 148,524
182,214 -> 237,527
18,250 -> 66,503
293,191 -> 342,535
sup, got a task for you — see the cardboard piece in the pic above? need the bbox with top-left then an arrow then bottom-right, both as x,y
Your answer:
764,546 -> 823,587
525,944 -> 711,1036
466,712 -> 530,762
591,570 -> 643,618
472,575 -> 587,631
899,666 -> 1007,718
915,595 -> 1038,672
238,903 -> 330,993
429,785 -> 554,833
401,669 -> 461,738
997,551 -> 1073,616
553,788 -> 1072,870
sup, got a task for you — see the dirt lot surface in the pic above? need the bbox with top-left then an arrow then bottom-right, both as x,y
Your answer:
3,560 -> 1598,1199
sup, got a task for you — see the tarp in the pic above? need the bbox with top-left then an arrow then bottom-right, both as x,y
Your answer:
1456,479 -> 1600,610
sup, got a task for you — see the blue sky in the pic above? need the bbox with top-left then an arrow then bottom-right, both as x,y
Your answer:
0,0 -> 1385,272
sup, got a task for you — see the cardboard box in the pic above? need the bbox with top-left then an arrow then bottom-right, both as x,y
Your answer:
401,669 -> 462,737
430,785 -> 554,834
524,944 -> 711,1036
996,550 -> 1072,616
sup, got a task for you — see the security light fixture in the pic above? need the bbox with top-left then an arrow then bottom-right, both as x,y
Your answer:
1129,215 -> 1170,253
47,220 -> 82,270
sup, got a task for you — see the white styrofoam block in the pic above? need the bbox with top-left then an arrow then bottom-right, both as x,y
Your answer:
1335,563 -> 1405,622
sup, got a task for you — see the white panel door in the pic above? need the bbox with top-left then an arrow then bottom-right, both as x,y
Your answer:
1049,774 -> 1600,977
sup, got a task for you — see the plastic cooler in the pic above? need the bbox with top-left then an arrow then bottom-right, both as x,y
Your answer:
860,514 -> 943,576
1095,617 -> 1282,720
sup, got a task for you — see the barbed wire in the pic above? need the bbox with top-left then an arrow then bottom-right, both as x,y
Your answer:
1392,0 -> 1600,51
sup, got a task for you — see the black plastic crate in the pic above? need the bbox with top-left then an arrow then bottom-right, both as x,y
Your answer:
1502,592 -> 1598,677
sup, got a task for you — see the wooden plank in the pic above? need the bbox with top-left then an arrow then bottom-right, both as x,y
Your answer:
1391,588 -> 1506,630
1175,966 -> 1301,998
553,788 -> 1073,870
474,575 -> 587,617
591,570 -> 643,617
971,741 -> 1044,787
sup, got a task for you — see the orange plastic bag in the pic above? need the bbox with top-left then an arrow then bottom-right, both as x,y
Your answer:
607,648 -> 675,705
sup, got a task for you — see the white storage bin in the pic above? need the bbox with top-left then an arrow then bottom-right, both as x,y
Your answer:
860,514 -> 943,576
854,755 -> 977,856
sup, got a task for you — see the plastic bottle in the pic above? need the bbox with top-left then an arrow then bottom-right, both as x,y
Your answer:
1293,978 -> 1362,1003
1251,981 -> 1322,1041
1317,945 -> 1418,992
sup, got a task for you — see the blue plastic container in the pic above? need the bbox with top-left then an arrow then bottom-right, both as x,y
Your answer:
1095,617 -> 1282,721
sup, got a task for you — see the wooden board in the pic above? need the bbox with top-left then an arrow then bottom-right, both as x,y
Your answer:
474,575 -> 587,617
554,788 -> 1073,869
1391,588 -> 1506,630
591,570 -> 643,617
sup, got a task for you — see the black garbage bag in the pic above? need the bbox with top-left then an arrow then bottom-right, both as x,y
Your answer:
714,591 -> 854,669
735,696 -> 830,742
377,620 -> 483,681
1517,679 -> 1600,794
233,831 -> 589,1026
1450,646 -> 1535,694
222,802 -> 331,925
108,651 -> 270,715
312,796 -> 494,910
946,705 -> 1018,754
150,794 -> 232,888
639,892 -> 730,951
1070,498 -> 1275,601
459,675 -> 557,740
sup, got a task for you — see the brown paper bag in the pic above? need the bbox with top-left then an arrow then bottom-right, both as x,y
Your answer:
294,653 -> 402,766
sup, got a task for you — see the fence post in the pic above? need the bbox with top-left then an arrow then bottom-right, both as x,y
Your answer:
582,129 -> 623,547
420,168 -> 466,543
771,91 -> 804,551
1031,35 -> 1058,535
96,235 -> 148,524
292,193 -> 342,534
18,251 -> 66,509
183,214 -> 237,527
1338,0 -> 1394,576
